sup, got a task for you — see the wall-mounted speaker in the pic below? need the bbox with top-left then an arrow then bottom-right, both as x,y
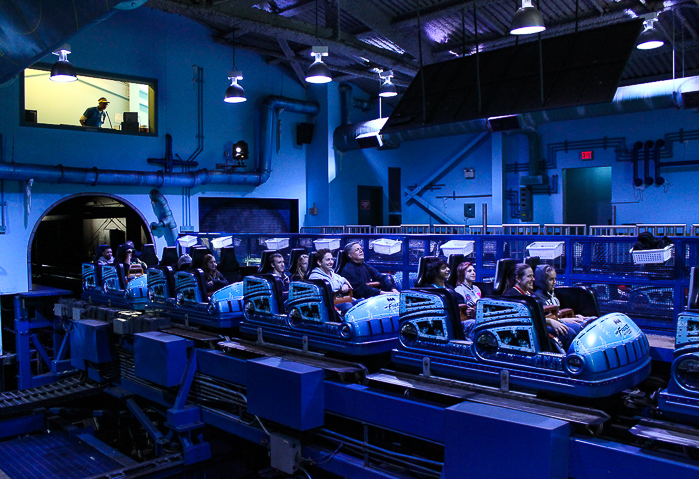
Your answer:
297,123 -> 314,145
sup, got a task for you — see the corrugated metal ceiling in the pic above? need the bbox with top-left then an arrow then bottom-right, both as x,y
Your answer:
146,0 -> 699,99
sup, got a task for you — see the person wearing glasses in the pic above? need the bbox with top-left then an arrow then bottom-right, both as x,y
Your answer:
340,242 -> 398,299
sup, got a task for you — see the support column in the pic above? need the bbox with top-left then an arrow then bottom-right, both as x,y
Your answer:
491,132 -> 504,224
305,86 -> 331,226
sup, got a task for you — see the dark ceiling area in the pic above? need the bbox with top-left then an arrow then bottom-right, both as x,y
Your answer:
146,0 -> 699,100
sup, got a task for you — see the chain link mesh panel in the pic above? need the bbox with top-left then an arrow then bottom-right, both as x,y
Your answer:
573,240 -> 676,280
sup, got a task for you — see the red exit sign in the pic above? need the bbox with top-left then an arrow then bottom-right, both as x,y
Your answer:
581,150 -> 594,160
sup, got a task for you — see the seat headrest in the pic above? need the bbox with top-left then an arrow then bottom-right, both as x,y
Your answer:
415,256 -> 440,287
493,258 -> 517,295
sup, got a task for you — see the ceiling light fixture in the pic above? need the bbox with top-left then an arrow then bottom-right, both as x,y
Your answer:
224,33 -> 246,103
510,0 -> 546,35
50,44 -> 77,82
637,15 -> 664,50
224,71 -> 246,103
306,0 -> 332,84
379,70 -> 397,97
306,46 -> 332,84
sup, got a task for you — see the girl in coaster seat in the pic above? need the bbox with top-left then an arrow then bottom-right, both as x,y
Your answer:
308,249 -> 357,314
203,254 -> 229,293
504,263 -> 578,350
533,265 -> 589,331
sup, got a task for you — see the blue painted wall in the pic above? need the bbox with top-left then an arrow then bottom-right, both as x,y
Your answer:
0,7 -> 309,293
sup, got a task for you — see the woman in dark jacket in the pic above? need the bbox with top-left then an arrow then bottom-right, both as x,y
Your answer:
202,254 -> 229,293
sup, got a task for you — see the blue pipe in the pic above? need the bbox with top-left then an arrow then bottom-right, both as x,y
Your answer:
0,95 -> 319,187
149,189 -> 178,246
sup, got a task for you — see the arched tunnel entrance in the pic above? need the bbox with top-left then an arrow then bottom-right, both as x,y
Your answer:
30,194 -> 153,294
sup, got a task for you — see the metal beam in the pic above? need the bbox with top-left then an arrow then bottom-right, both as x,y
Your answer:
215,35 -> 412,86
403,190 -> 455,224
148,0 -> 418,75
279,0 -> 315,17
278,38 -> 308,87
403,132 -> 489,204
343,0 -> 432,61
391,0 -> 499,30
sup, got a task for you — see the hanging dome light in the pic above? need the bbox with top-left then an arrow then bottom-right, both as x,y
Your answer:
379,70 -> 397,98
306,46 -> 332,84
637,19 -> 665,50
224,71 -> 246,103
50,44 -> 77,82
510,0 -> 546,35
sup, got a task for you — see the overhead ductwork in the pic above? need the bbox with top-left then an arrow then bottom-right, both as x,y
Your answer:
334,75 -> 699,152
0,95 -> 319,187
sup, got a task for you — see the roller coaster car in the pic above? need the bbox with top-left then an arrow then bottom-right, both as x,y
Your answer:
392,289 -> 651,398
82,262 -> 148,310
658,267 -> 699,424
145,267 -> 244,329
241,275 -> 400,356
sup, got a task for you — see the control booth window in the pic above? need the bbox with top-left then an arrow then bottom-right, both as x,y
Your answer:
21,66 -> 157,135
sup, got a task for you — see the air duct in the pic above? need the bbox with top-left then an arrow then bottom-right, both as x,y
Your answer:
334,75 -> 699,152
0,95 -> 319,187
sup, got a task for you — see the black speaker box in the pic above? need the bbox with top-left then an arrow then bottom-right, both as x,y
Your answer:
297,123 -> 314,145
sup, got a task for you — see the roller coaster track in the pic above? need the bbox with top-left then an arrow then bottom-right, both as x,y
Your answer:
0,376 -> 103,416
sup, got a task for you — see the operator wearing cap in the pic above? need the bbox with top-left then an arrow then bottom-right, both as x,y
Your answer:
80,97 -> 109,127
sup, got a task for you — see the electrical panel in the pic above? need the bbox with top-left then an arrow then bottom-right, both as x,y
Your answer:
520,186 -> 532,221
270,433 -> 301,474
464,203 -> 476,218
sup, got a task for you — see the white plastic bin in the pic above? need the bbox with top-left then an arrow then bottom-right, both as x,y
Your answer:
177,235 -> 198,247
211,236 -> 233,249
440,240 -> 475,257
630,245 -> 673,264
265,238 -> 290,251
370,238 -> 402,255
526,241 -> 564,259
313,238 -> 341,251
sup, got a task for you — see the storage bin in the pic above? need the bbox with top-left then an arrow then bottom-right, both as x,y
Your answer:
211,236 -> 233,249
630,244 -> 673,264
440,240 -> 475,257
370,238 -> 402,255
526,241 -> 564,259
177,235 -> 198,247
313,238 -> 341,251
265,238 -> 290,250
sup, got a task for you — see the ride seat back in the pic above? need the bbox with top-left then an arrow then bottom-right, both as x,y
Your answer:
525,256 -> 541,270
690,267 -> 699,311
258,250 -> 276,274
190,246 -> 212,271
335,248 -> 349,274
519,295 -> 553,352
160,246 -> 179,268
307,278 -> 339,322
140,244 -> 159,267
555,286 -> 601,317
413,287 -> 465,340
415,256 -> 440,287
174,269 -> 207,304
305,252 -> 319,280
258,273 -> 286,312
493,259 -> 516,295
218,246 -> 243,283
447,254 -> 466,287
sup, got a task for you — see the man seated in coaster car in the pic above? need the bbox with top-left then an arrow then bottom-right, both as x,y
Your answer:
202,254 -> 229,294
269,253 -> 291,292
533,264 -> 595,328
504,263 -> 578,350
341,242 -> 399,299
308,248 -> 357,314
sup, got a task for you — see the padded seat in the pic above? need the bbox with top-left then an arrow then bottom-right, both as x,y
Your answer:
160,246 -> 178,268
306,278 -> 340,322
334,248 -> 349,274
289,248 -> 307,279
447,254 -> 466,287
190,246 -> 212,270
140,244 -> 159,267
258,250 -> 277,274
305,251 -> 319,279
255,273 -> 286,313
493,259 -> 516,295
689,267 -> 699,311
525,256 -> 541,270
218,246 -> 243,283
